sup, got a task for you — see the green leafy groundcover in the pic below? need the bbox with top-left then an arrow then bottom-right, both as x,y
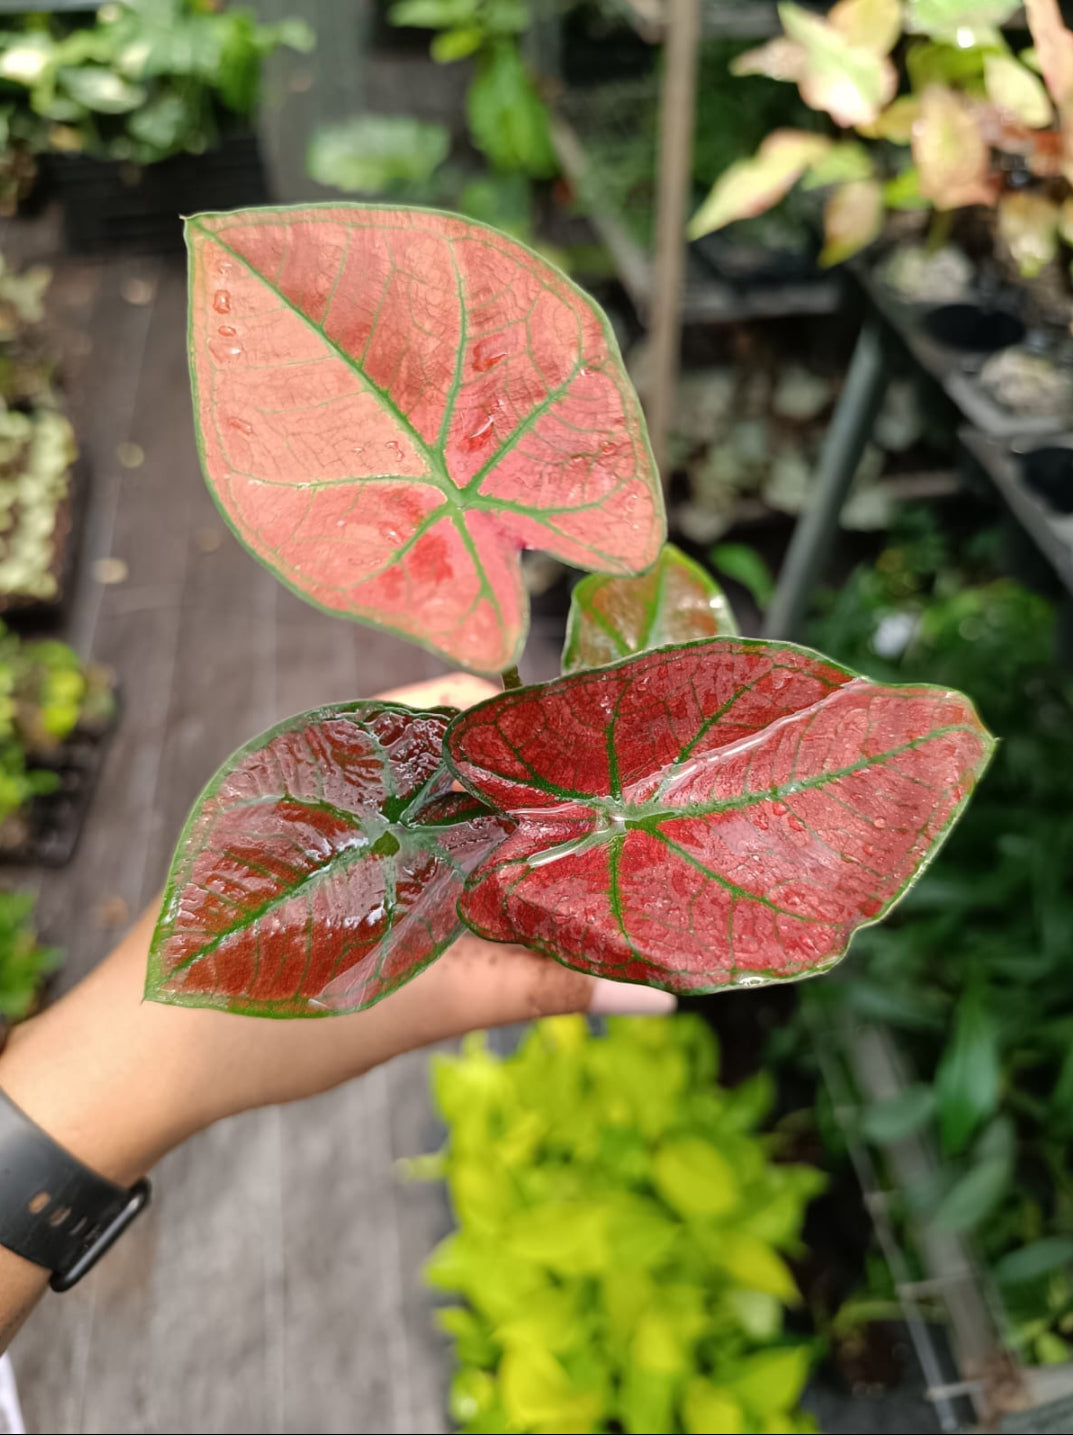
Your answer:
794,511 -> 1073,1367
418,1014 -> 823,1434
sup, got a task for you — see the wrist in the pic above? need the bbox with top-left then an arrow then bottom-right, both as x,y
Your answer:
0,909 -> 215,1187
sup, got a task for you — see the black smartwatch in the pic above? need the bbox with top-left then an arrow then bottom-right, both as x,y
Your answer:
0,1078 -> 151,1291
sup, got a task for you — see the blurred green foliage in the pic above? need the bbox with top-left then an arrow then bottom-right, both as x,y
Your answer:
418,1014 -> 824,1433
0,888 -> 58,1021
0,0 -> 312,168
798,510 -> 1073,1365
307,114 -> 450,196
0,619 -> 113,833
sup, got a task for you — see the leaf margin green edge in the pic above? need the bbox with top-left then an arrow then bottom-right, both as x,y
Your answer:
183,201 -> 668,677
145,697 -> 502,1020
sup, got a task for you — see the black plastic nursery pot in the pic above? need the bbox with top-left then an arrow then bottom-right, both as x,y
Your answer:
921,303 -> 1027,355
1019,445 -> 1073,515
690,228 -> 822,289
49,130 -> 269,255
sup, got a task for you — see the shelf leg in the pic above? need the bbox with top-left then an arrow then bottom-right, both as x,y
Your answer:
763,320 -> 890,640
646,0 -> 701,481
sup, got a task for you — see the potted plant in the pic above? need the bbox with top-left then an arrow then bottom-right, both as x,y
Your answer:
689,0 -> 1073,425
138,202 -> 992,1027
0,618 -> 115,862
0,0 -> 313,251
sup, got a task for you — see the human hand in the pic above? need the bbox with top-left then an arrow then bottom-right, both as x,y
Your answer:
0,673 -> 674,1192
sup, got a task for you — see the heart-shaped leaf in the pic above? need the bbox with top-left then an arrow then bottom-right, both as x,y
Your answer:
912,86 -> 998,209
562,545 -> 737,674
446,640 -> 994,994
186,205 -> 663,674
820,178 -> 885,265
147,703 -> 511,1016
998,191 -> 1060,276
780,3 -> 898,127
688,131 -> 831,238
985,53 -> 1053,128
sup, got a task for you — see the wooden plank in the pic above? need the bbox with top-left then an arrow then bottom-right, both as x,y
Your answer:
9,261 -> 174,1435
270,584 -> 447,1435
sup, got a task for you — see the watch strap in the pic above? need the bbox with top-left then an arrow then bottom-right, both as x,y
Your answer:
0,1087 -> 150,1291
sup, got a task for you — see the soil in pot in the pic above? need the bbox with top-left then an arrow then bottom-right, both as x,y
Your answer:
978,348 -> 1073,420
1019,446 -> 1073,514
875,245 -> 974,306
922,303 -> 1025,354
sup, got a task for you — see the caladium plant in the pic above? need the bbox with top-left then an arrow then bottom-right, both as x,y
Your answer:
690,0 -> 1073,285
147,203 -> 994,1015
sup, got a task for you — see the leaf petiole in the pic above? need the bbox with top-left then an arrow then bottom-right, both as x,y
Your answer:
500,665 -> 523,691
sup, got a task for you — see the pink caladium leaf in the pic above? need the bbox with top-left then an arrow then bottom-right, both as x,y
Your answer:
913,86 -> 1000,210
689,131 -> 831,238
562,544 -> 737,673
186,205 -> 664,674
147,703 -> 511,1016
446,641 -> 994,995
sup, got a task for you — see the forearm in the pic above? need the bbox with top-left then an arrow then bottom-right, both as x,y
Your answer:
0,902 -> 631,1348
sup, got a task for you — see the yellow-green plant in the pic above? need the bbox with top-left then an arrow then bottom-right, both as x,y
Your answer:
691,0 -> 1073,280
419,1015 -> 825,1434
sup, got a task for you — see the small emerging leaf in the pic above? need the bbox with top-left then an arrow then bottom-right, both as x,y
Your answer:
186,205 -> 664,673
689,130 -> 831,238
913,85 -> 998,209
147,703 -> 510,1016
820,178 -> 885,266
985,53 -> 1054,128
998,191 -> 1060,277
448,640 -> 994,995
562,544 -> 737,673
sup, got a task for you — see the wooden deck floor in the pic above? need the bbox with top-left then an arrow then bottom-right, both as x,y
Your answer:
4,251 -> 561,1434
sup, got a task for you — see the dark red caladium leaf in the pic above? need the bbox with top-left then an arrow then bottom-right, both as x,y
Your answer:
562,543 -> 737,673
446,641 -> 994,994
147,703 -> 511,1017
186,205 -> 664,674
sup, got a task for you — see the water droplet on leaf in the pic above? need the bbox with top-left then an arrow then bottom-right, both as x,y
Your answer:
471,339 -> 506,373
462,414 -> 495,452
213,290 -> 231,314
